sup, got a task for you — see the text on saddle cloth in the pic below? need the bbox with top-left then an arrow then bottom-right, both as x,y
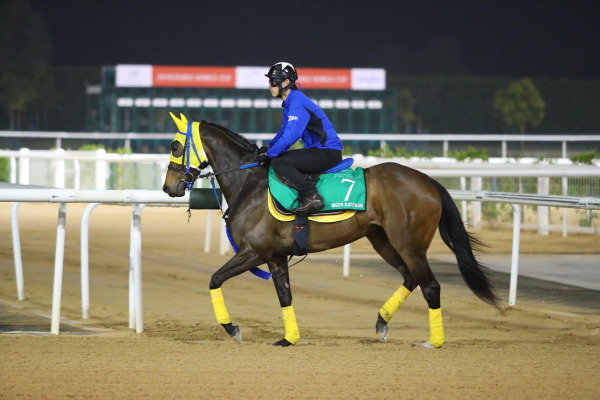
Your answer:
268,166 -> 366,212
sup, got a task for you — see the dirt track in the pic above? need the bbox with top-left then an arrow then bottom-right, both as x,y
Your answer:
1,203 -> 599,399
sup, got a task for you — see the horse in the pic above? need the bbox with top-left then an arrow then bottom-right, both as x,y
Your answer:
162,113 -> 499,348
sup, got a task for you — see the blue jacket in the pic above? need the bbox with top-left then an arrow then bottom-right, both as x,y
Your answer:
266,90 -> 343,158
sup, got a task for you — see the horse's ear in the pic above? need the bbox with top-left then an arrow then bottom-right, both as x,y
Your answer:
179,113 -> 189,124
169,112 -> 187,133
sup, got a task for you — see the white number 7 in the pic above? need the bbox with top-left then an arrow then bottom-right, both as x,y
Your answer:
341,178 -> 356,201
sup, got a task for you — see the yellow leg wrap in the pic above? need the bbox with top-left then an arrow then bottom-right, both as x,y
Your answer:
428,308 -> 444,348
282,306 -> 300,345
379,286 -> 412,322
210,288 -> 231,325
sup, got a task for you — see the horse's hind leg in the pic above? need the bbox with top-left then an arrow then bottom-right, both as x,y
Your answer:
267,257 -> 300,347
367,229 -> 418,342
400,252 -> 444,348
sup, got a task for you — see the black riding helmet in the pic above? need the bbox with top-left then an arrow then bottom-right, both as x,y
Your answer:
265,62 -> 298,96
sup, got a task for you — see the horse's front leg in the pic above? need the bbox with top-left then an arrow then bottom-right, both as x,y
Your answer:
209,248 -> 264,343
268,257 -> 299,347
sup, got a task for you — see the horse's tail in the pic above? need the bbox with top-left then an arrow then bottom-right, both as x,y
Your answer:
431,179 -> 500,308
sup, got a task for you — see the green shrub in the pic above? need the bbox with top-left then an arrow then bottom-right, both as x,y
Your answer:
570,152 -> 597,165
448,146 -> 489,161
0,157 -> 9,182
367,145 -> 431,158
78,144 -> 105,151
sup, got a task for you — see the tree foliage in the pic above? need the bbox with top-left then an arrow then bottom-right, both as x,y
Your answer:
397,88 -> 417,132
493,78 -> 545,134
0,0 -> 53,129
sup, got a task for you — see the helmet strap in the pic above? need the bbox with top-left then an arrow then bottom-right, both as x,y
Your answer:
277,80 -> 294,98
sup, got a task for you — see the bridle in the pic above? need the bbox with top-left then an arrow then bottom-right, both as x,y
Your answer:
168,121 -> 209,191
169,121 -> 260,192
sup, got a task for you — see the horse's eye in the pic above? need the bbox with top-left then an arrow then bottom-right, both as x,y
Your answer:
171,141 -> 184,157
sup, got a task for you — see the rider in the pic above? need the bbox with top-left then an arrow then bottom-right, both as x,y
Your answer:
257,62 -> 343,215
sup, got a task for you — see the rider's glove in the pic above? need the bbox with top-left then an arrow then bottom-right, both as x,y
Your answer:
258,145 -> 269,154
256,152 -> 269,163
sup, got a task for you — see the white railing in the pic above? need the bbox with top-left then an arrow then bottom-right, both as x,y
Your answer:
2,130 -> 600,158
3,148 -> 599,189
2,188 -> 600,335
2,148 -> 599,234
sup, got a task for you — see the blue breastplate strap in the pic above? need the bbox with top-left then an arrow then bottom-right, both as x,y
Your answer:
225,225 -> 271,280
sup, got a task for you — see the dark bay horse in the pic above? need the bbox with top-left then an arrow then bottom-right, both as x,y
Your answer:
162,113 -> 498,348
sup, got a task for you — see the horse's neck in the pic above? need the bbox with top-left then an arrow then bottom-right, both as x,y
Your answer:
203,132 -> 256,202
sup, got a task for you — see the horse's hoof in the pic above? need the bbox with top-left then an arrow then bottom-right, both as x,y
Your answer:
230,325 -> 242,343
272,338 -> 294,347
376,323 -> 388,343
414,341 -> 442,349
222,323 -> 242,343
375,314 -> 388,343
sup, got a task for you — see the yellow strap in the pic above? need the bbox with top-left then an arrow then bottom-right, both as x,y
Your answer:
267,191 -> 356,222
428,308 -> 444,348
282,306 -> 300,344
210,288 -> 231,325
379,286 -> 412,322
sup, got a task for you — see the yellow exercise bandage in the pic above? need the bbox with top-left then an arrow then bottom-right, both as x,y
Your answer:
428,308 -> 444,348
210,288 -> 231,325
379,286 -> 412,322
282,306 -> 300,344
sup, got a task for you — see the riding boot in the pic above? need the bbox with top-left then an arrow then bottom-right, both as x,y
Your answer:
292,186 -> 324,216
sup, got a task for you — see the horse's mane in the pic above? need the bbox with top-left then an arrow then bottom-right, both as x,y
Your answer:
202,121 -> 258,153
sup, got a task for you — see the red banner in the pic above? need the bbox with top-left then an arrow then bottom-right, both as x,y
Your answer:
152,66 -> 236,87
295,68 -> 352,89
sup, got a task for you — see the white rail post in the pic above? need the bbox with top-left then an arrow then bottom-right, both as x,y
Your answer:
130,204 -> 145,333
80,203 -> 101,319
54,148 -> 65,188
460,177 -> 467,224
343,244 -> 351,277
74,160 -> 81,189
11,202 -> 25,300
205,210 -> 213,253
509,204 -> 521,306
220,196 -> 229,255
10,156 -> 17,183
50,203 -> 67,335
95,149 -> 107,190
470,177 -> 482,229
129,211 -> 136,329
537,177 -> 550,235
562,176 -> 568,237
18,148 -> 30,185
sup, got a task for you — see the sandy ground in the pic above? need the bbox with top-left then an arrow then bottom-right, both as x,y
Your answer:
0,203 -> 599,399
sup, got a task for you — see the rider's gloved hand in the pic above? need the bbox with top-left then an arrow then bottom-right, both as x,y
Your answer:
256,145 -> 269,164
256,152 -> 269,164
258,145 -> 269,154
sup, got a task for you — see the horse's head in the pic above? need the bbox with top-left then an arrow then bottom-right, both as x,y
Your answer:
162,112 -> 208,197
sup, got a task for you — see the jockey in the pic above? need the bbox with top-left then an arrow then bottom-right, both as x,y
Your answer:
257,61 -> 343,215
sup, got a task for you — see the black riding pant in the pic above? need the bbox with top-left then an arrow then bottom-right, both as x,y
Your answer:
270,148 -> 342,194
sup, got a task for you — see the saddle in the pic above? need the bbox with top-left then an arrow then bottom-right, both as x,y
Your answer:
267,158 -> 366,256
268,158 -> 366,216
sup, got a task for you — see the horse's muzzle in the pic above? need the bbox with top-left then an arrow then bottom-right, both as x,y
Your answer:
162,183 -> 185,198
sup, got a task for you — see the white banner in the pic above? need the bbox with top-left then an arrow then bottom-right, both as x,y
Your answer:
116,65 -> 152,87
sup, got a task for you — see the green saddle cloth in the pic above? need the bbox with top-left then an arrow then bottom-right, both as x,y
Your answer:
268,167 -> 366,212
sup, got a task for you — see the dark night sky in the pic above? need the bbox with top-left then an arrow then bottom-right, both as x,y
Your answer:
30,0 -> 600,79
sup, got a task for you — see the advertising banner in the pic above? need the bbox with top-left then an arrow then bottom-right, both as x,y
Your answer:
116,65 -> 385,90
152,66 -> 236,87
